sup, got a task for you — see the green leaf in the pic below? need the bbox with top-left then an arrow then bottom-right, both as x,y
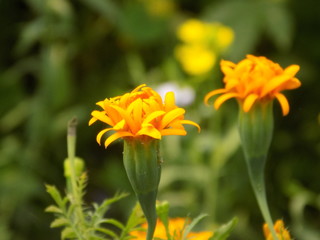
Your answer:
45,205 -> 63,214
99,218 -> 125,230
61,227 -> 76,240
119,203 -> 145,240
95,227 -> 118,238
156,201 -> 170,240
93,192 -> 129,220
182,213 -> 208,240
210,217 -> 238,240
45,185 -> 66,208
50,218 -> 69,228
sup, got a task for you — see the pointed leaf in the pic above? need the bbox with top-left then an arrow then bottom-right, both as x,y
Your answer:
210,217 -> 238,240
95,227 -> 118,238
61,227 -> 77,240
182,213 -> 208,239
98,218 -> 125,230
50,218 -> 69,228
45,205 -> 63,214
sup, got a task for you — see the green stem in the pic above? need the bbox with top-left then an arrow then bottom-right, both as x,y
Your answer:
238,102 -> 279,240
246,156 -> 279,240
67,118 -> 85,231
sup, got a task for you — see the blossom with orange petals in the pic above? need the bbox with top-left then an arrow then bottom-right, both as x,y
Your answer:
263,219 -> 292,240
204,55 -> 301,115
89,84 -> 200,148
130,218 -> 213,240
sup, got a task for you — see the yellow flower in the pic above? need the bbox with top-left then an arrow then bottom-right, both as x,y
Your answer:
89,84 -> 200,148
177,19 -> 209,44
175,44 -> 216,75
130,218 -> 213,240
263,219 -> 292,240
216,25 -> 234,49
204,55 -> 301,115
175,19 -> 234,76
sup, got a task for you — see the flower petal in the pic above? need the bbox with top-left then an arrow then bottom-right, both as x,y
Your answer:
243,93 -> 259,112
204,88 -> 227,105
128,98 -> 143,125
160,108 -> 185,129
110,105 -> 138,133
96,128 -> 113,145
283,64 -> 300,76
214,92 -> 239,109
164,91 -> 176,111
137,124 -> 162,139
88,117 -> 97,126
261,73 -> 296,97
132,84 -> 147,93
160,128 -> 187,136
180,119 -> 201,132
113,119 -> 126,130
282,78 -> 301,90
96,100 -> 105,109
91,110 -> 114,126
104,132 -> 133,148
275,93 -> 290,116
143,111 -> 166,124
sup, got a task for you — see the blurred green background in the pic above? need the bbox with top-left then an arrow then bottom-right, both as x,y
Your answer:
0,0 -> 319,239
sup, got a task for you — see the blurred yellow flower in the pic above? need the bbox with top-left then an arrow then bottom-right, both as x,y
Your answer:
130,218 -> 213,240
216,26 -> 234,49
263,219 -> 292,240
175,19 -> 234,76
175,44 -> 217,75
177,19 -> 209,44
204,55 -> 301,115
89,84 -> 200,148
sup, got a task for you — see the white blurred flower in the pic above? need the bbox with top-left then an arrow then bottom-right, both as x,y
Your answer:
156,82 -> 195,106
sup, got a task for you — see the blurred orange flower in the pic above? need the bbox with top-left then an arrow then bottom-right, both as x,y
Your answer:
89,84 -> 200,148
204,55 -> 301,115
130,218 -> 213,240
263,219 -> 292,240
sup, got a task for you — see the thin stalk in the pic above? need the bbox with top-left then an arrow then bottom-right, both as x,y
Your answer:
246,156 -> 279,240
67,118 -> 85,233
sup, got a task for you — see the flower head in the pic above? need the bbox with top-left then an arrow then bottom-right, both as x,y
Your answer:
263,219 -> 292,240
175,44 -> 217,75
204,55 -> 301,115
89,84 -> 200,148
175,19 -> 234,76
130,218 -> 213,240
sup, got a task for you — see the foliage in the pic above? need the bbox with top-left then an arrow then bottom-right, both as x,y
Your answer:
0,0 -> 320,239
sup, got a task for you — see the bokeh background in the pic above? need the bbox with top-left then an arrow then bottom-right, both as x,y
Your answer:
0,0 -> 319,239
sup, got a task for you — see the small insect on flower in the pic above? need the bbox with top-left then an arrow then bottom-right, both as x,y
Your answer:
89,84 -> 200,148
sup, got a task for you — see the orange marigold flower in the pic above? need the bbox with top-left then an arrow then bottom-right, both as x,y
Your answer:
263,219 -> 292,240
130,218 -> 213,240
89,84 -> 200,148
204,55 -> 301,116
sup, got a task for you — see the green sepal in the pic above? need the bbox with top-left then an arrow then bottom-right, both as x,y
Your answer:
123,137 -> 162,240
238,101 -> 278,240
238,101 -> 274,186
